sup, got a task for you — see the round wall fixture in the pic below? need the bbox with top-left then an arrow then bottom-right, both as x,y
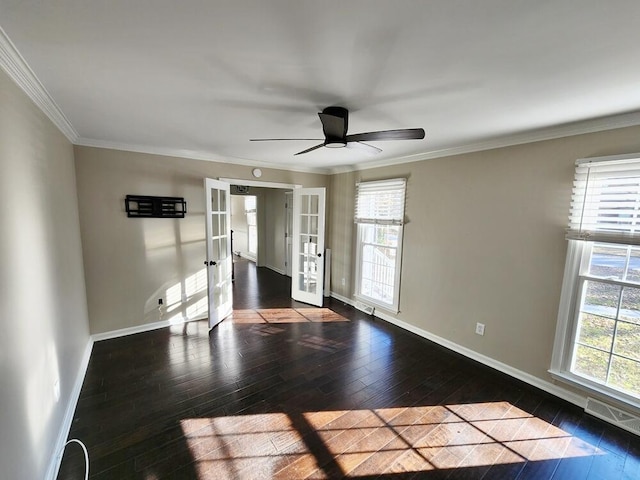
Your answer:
252,168 -> 263,178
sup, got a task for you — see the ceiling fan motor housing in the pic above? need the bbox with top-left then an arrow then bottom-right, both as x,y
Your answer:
321,106 -> 349,147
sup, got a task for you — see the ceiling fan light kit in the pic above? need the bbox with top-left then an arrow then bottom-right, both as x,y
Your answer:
250,106 -> 425,156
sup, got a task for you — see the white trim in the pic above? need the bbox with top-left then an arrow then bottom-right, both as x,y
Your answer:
354,222 -> 404,314
329,111 -> 640,174
330,291 -> 587,408
47,314 -> 205,477
234,252 -> 256,262
576,151 -> 640,166
220,178 -> 301,189
91,315 -> 205,342
0,26 -> 78,142
550,369 -> 640,414
551,240 -> 640,410
46,338 -> 93,480
80,110 -> 640,176
76,138 -> 331,174
266,264 -> 286,275
331,292 -> 353,306
551,240 -> 584,371
4,21 -> 640,175
354,293 -> 399,315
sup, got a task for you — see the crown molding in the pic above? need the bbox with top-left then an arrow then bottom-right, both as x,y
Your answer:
4,22 -> 640,174
74,137 -> 332,175
330,110 -> 640,174
77,107 -> 640,177
0,26 -> 78,142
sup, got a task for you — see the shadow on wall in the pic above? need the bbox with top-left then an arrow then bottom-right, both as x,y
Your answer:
140,209 -> 208,326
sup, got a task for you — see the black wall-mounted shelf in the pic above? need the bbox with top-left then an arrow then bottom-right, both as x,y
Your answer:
125,195 -> 187,218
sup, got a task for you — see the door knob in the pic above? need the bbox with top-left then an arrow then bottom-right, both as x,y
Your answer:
203,260 -> 208,265
317,253 -> 322,257
210,261 -> 217,266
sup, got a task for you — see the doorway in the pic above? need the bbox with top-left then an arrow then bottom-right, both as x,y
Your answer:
230,193 -> 258,262
209,178 -> 327,314
222,178 -> 298,305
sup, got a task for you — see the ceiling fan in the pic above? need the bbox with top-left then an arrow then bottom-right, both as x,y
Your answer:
250,106 -> 425,156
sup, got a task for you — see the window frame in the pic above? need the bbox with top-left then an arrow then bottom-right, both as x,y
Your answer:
552,152 -> 640,411
355,223 -> 404,313
354,179 -> 406,313
552,241 -> 640,410
245,196 -> 257,256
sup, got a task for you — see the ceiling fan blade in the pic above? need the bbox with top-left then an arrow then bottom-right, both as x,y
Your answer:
346,142 -> 382,155
250,138 -> 322,141
294,143 -> 324,156
345,128 -> 425,143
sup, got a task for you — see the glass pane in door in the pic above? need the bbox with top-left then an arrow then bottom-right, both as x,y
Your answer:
211,189 -> 219,212
211,213 -> 220,239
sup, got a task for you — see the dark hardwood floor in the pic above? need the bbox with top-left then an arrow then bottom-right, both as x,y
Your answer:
58,258 -> 640,479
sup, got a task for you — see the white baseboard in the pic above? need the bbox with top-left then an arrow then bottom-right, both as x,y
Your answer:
49,314 -> 207,476
265,264 -> 286,275
46,337 -> 94,480
46,291 -> 588,480
330,292 -> 352,305
330,292 -> 587,409
92,314 -> 206,342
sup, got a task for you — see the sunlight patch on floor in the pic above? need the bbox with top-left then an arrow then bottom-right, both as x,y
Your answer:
179,402 -> 603,479
230,308 -> 349,324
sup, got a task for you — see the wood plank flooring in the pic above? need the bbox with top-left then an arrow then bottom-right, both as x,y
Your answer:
58,258 -> 640,479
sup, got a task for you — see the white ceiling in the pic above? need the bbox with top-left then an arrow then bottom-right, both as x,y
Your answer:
2,1 -> 640,173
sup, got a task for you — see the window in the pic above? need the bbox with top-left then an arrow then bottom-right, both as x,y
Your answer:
355,179 -> 406,312
552,154 -> 640,406
245,196 -> 257,256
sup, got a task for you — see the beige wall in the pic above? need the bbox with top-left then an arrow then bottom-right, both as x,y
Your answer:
74,146 -> 329,334
0,70 -> 90,479
329,126 -> 640,382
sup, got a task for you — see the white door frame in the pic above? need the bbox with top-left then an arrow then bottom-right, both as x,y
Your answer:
219,178 -> 301,190
285,191 -> 293,277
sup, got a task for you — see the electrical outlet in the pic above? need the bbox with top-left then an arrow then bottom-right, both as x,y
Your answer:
341,278 -> 346,286
475,323 -> 485,336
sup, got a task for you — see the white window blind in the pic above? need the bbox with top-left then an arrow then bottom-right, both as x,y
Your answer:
567,155 -> 640,245
355,178 -> 406,225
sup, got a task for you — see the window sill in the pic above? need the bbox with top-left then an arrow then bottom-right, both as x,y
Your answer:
549,369 -> 640,415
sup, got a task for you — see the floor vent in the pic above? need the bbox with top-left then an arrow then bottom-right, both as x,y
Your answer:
585,397 -> 640,435
355,301 -> 375,315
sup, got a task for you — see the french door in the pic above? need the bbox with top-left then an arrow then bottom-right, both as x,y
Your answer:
204,178 -> 233,329
291,187 -> 326,306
